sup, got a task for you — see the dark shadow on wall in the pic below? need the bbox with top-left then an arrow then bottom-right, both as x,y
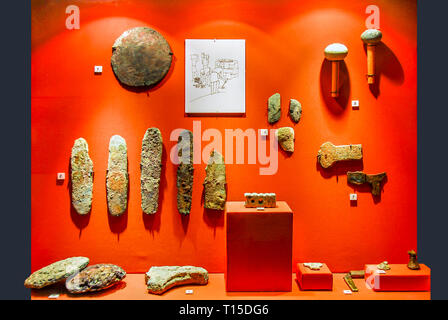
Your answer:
364,42 -> 405,98
67,157 -> 91,237
112,51 -> 176,94
319,59 -> 351,116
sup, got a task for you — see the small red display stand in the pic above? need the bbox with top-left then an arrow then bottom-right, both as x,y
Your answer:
296,263 -> 333,291
225,201 -> 293,291
365,264 -> 431,292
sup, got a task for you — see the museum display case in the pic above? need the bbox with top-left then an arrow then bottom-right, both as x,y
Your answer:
30,0 -> 423,300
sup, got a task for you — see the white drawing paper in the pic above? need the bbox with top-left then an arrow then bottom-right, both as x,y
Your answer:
185,39 -> 245,114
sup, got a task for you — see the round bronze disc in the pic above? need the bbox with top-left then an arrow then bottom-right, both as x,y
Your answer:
111,27 -> 173,87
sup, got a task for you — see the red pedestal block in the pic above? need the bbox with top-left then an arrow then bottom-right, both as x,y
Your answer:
365,264 -> 431,292
296,263 -> 333,291
226,201 -> 293,292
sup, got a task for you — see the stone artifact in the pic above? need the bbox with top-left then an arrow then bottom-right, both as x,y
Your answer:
317,142 -> 363,169
343,273 -> 359,292
106,135 -> 128,216
111,27 -> 173,87
24,257 -> 89,289
141,128 -> 163,214
145,266 -> 209,295
70,138 -> 93,215
244,193 -> 276,208
268,93 -> 281,124
347,171 -> 387,196
407,250 -> 421,270
203,150 -> 226,210
361,29 -> 383,84
289,99 -> 302,123
177,130 -> 194,215
303,263 -> 323,271
377,261 -> 391,271
66,264 -> 126,294
349,270 -> 365,279
324,43 -> 348,97
276,127 -> 295,152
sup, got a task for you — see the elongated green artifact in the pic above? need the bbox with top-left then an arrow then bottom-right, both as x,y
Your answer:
203,150 -> 226,210
177,130 -> 194,215
106,135 -> 128,216
141,128 -> 163,214
71,138 -> 93,215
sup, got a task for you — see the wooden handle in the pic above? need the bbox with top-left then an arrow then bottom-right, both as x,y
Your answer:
331,61 -> 340,97
367,44 -> 376,84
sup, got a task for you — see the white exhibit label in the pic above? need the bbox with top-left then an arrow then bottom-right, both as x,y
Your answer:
343,290 -> 352,295
57,172 -> 65,180
185,39 -> 246,114
350,193 -> 358,201
185,289 -> 194,295
352,100 -> 360,109
94,65 -> 103,73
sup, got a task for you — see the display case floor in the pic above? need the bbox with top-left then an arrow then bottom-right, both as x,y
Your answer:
31,273 -> 430,300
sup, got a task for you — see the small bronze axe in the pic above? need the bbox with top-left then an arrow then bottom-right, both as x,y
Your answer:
347,171 -> 387,196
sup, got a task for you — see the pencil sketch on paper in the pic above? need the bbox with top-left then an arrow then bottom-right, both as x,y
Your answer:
185,39 -> 245,114
190,53 -> 239,98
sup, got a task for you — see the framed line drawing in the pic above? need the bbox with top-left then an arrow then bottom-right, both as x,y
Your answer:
185,39 -> 246,114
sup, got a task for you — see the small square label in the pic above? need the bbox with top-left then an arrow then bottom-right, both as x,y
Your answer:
343,290 -> 352,295
256,207 -> 265,211
350,193 -> 358,201
94,65 -> 103,73
57,173 -> 65,180
260,129 -> 268,136
185,289 -> 193,295
377,270 -> 386,274
352,100 -> 360,108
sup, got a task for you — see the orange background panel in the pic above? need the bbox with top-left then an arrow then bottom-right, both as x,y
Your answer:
31,0 -> 417,273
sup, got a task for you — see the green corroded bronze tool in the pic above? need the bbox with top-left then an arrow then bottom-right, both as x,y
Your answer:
343,273 -> 359,292
347,171 -> 387,196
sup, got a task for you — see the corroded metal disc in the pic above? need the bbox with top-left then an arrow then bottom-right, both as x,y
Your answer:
111,27 -> 173,87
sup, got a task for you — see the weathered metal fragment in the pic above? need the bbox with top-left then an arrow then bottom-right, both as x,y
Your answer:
289,99 -> 302,123
343,273 -> 359,292
347,171 -> 387,196
145,266 -> 209,295
176,130 -> 194,215
244,193 -> 276,208
111,27 -> 173,87
203,150 -> 226,210
276,127 -> 295,152
141,128 -> 163,214
407,250 -> 420,270
70,138 -> 93,215
317,142 -> 363,169
66,264 -> 126,294
24,257 -> 89,289
268,93 -> 281,124
106,135 -> 128,216
349,270 -> 365,279
377,261 -> 391,271
303,263 -> 323,271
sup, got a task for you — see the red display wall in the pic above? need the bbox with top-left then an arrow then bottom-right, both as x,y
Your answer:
31,0 -> 417,273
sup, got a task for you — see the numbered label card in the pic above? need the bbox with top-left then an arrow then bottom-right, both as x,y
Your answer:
185,39 -> 246,114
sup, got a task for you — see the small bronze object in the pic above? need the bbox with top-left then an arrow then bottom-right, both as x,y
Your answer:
343,273 -> 359,292
407,250 -> 421,270
377,261 -> 390,271
347,171 -> 387,196
349,270 -> 365,279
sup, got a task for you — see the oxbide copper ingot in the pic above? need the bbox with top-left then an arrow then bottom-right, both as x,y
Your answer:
111,27 -> 173,87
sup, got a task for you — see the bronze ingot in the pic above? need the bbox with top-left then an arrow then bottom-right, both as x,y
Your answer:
343,274 -> 359,292
347,171 -> 387,196
111,27 -> 173,87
